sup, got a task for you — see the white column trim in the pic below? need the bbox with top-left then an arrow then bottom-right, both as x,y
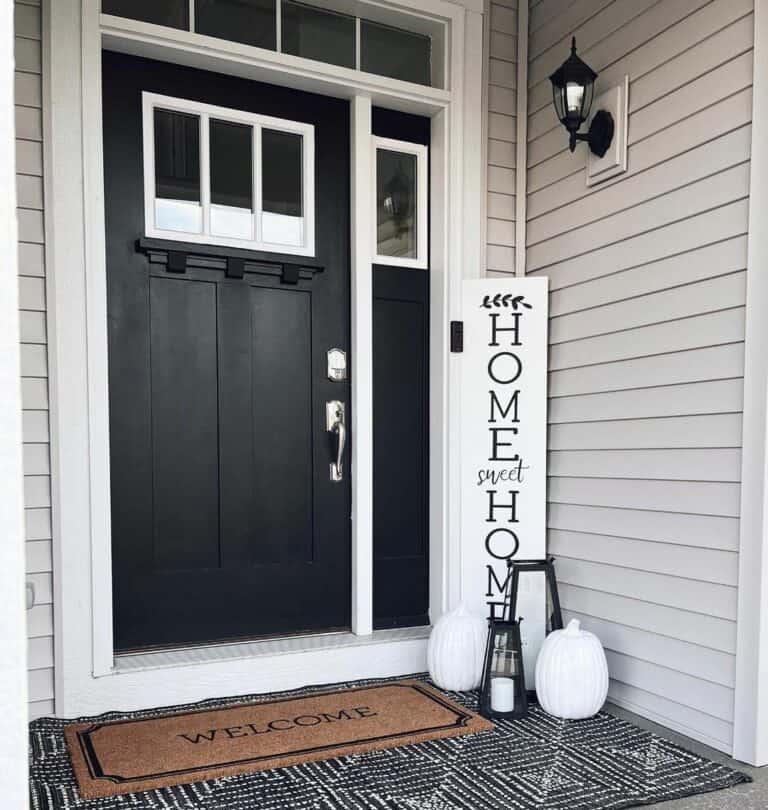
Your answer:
0,0 -> 29,803
350,94 -> 374,636
733,0 -> 768,767
514,0 -> 528,278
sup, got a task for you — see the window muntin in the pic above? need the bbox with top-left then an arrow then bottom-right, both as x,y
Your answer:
373,137 -> 428,269
143,93 -> 315,256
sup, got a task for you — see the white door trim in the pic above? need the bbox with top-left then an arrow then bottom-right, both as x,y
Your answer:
350,94 -> 374,636
45,0 -> 484,715
733,0 -> 768,767
0,0 -> 29,800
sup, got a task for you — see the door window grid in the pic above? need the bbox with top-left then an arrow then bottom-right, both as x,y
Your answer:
372,136 -> 428,269
142,92 -> 315,256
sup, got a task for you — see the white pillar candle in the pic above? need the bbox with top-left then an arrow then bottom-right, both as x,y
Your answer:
491,677 -> 515,713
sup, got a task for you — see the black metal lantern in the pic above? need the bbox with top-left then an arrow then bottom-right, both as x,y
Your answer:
506,557 -> 564,635
549,37 -> 613,157
479,618 -> 528,720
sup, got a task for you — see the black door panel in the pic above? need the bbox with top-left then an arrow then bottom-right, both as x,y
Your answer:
103,51 -> 351,651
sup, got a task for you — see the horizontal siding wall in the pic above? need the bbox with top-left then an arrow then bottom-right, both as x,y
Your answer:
522,0 -> 753,753
15,0 -> 54,721
486,0 -> 517,272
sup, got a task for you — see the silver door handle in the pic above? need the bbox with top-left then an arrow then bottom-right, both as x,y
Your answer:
326,401 -> 346,482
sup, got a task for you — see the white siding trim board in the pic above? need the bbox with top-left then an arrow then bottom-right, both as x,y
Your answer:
733,0 -> 768,767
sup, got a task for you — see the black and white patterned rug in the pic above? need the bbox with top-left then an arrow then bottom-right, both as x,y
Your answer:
30,674 -> 750,810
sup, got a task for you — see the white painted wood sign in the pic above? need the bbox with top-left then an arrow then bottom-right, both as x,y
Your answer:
461,277 -> 549,687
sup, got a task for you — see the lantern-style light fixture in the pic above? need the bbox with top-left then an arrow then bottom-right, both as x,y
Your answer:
479,618 -> 528,721
550,37 -> 614,157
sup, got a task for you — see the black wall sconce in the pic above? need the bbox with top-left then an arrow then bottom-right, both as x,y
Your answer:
550,37 -> 614,157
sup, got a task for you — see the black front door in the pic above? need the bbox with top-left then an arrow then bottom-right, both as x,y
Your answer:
102,52 -> 351,652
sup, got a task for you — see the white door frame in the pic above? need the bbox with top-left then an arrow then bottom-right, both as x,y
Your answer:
45,0 -> 485,716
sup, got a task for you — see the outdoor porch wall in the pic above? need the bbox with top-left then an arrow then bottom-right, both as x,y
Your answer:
15,0 -> 55,722
506,0 -> 755,755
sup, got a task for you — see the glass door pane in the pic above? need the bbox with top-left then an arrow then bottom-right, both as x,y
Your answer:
376,149 -> 417,259
261,129 -> 304,246
210,119 -> 254,240
154,109 -> 202,234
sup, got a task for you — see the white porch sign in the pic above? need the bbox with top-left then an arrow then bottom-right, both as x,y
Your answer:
460,278 -> 549,687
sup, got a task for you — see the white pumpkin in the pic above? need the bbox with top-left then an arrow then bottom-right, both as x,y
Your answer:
427,603 -> 487,691
535,618 -> 609,719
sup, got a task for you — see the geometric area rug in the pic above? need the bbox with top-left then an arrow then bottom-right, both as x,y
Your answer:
30,674 -> 751,810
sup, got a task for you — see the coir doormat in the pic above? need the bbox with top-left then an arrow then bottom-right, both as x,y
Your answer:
64,679 -> 493,799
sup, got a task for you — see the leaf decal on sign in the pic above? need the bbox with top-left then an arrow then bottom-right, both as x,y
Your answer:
479,294 -> 533,310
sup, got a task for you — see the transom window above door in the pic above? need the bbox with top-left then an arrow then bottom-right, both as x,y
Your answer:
142,92 -> 315,256
103,1 -> 442,88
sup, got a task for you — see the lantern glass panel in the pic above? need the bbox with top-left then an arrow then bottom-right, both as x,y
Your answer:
480,619 -> 528,720
565,81 -> 584,114
582,81 -> 595,121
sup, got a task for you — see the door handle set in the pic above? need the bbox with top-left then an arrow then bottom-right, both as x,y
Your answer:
326,401 -> 346,482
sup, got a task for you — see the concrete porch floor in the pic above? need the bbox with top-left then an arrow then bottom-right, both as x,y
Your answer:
606,705 -> 766,809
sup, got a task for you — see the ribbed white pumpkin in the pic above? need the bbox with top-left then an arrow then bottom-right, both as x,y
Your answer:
427,603 -> 487,691
535,618 -> 609,719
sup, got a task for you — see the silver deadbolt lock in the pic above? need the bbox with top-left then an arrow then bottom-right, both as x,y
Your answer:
327,348 -> 347,382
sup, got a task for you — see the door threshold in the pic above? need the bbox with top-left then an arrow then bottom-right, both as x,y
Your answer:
113,626 -> 431,675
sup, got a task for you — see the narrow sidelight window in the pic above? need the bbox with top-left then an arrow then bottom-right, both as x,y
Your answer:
373,137 -> 428,268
